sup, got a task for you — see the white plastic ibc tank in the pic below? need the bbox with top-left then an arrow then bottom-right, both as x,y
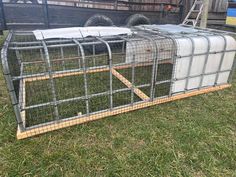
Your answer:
172,34 -> 236,93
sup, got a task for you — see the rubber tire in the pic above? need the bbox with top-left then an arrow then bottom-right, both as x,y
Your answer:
126,14 -> 150,27
84,14 -> 114,27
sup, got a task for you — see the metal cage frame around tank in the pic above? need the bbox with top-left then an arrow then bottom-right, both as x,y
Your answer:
135,25 -> 236,88
1,26 -> 236,139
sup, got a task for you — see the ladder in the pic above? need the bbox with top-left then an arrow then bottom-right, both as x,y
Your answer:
182,0 -> 204,27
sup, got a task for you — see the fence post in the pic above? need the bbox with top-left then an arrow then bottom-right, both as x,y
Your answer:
114,0 -> 118,10
200,0 -> 209,28
179,2 -> 184,23
42,0 -> 50,28
0,0 -> 6,34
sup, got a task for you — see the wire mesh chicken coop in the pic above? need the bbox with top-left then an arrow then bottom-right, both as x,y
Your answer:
1,25 -> 236,139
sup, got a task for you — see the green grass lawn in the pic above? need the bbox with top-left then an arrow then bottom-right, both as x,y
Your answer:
1,33 -> 236,177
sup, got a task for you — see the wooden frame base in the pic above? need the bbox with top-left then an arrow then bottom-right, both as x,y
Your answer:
17,84 -> 231,140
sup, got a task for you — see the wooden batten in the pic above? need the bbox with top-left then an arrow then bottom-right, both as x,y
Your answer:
111,68 -> 149,101
24,60 -> 172,82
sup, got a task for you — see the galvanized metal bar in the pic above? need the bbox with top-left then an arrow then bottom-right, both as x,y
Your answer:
41,40 -> 60,120
167,37 -> 178,96
9,45 -> 44,50
96,37 -> 113,109
21,56 -> 153,67
92,44 -> 96,66
134,33 -> 158,101
13,65 -> 108,81
25,87 -> 132,110
198,33 -> 211,88
11,39 -> 125,46
121,39 -> 125,62
15,49 -> 24,116
21,54 -> 154,66
130,53 -> 136,104
175,49 -> 236,58
10,45 -> 234,57
73,39 -> 89,114
60,47 -> 66,70
149,37 -> 159,100
181,24 -> 236,36
18,63 -> 24,109
184,36 -> 195,92
214,34 -> 227,86
11,31 -> 33,36
1,31 -> 24,132
118,36 -> 136,105
23,56 -> 83,65
9,39 -> 126,51
76,45 -> 81,68
11,39 -> 72,45
40,48 -> 45,62
15,49 -> 22,66
174,69 -> 233,81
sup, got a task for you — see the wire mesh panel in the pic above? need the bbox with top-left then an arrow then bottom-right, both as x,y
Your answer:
1,25 -> 236,139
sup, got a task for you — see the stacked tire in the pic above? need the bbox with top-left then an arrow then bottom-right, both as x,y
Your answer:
84,14 -> 150,27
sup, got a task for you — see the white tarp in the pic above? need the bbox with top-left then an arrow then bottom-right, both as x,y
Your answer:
33,26 -> 133,40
